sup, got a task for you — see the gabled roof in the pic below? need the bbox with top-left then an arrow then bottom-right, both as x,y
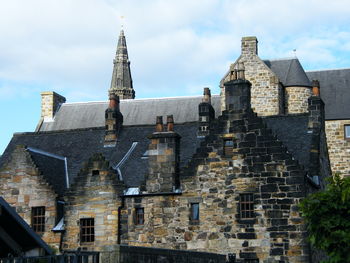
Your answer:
0,197 -> 52,256
306,68 -> 350,120
1,123 -> 200,190
264,58 -> 311,87
39,95 -> 221,132
27,148 -> 68,196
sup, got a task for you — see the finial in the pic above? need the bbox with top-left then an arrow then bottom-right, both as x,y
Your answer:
120,16 -> 125,30
293,49 -> 297,58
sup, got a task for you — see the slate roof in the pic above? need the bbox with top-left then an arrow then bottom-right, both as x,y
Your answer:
27,148 -> 68,196
263,114 -> 312,169
1,123 -> 200,192
306,68 -> 350,120
39,95 -> 221,131
264,58 -> 311,87
0,197 -> 52,256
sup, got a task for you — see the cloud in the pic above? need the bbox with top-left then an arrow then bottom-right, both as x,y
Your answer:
0,0 -> 350,102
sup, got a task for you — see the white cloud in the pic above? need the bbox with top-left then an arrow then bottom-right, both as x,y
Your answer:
0,0 -> 350,102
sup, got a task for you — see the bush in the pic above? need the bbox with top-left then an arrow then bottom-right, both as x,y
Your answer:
300,175 -> 350,263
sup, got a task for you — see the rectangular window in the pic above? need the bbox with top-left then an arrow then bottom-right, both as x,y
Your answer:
239,194 -> 254,219
190,203 -> 199,222
224,139 -> 234,156
80,218 -> 95,243
31,206 -> 45,233
345,125 -> 350,139
135,208 -> 144,225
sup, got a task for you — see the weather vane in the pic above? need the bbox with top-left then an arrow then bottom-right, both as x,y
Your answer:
120,16 -> 125,29
293,49 -> 297,57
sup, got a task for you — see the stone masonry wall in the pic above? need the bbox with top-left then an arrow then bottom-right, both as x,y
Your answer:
285,87 -> 312,114
122,109 -> 310,262
0,145 -> 60,249
325,120 -> 350,176
40,91 -> 66,121
220,37 -> 282,116
63,154 -> 124,251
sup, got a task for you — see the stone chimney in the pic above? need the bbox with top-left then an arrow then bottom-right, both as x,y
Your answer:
146,116 -> 181,193
198,88 -> 215,137
241,36 -> 258,56
104,92 -> 123,147
224,63 -> 252,112
307,80 -> 325,185
40,91 -> 66,121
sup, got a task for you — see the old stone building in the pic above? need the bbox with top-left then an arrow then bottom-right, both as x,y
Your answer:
0,30 -> 349,262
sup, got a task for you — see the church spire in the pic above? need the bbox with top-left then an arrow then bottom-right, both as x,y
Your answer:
109,30 -> 135,99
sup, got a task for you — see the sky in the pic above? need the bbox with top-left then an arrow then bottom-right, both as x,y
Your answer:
1,0 -> 350,155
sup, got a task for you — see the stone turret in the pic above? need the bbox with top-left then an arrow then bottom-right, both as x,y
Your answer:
109,30 -> 135,100
283,59 -> 312,114
146,115 -> 181,193
104,92 -> 123,147
198,88 -> 215,137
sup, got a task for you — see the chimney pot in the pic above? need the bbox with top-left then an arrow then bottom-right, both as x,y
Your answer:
167,115 -> 174,132
156,116 -> 164,132
236,62 -> 245,80
202,88 -> 211,103
312,80 -> 320,96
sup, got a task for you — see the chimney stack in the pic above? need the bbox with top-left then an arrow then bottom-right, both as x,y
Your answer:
146,116 -> 181,193
104,92 -> 123,147
241,36 -> 258,56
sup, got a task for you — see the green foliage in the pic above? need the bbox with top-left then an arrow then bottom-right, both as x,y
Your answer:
300,174 -> 350,263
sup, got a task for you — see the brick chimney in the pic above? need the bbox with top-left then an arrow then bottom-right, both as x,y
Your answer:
146,116 -> 181,193
104,92 -> 123,147
241,36 -> 258,56
198,88 -> 215,137
40,91 -> 66,121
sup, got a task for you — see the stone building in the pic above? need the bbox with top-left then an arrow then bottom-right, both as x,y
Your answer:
0,30 -> 349,262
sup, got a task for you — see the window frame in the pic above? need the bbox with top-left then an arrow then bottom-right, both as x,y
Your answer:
223,138 -> 234,157
135,207 -> 144,225
80,218 -> 95,243
31,206 -> 45,234
344,124 -> 350,140
239,193 -> 255,219
190,203 -> 200,224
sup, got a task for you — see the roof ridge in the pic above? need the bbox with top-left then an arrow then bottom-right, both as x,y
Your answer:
61,94 -> 221,106
306,67 -> 350,72
264,57 -> 297,62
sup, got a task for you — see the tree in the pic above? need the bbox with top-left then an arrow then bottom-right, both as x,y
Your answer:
300,175 -> 350,263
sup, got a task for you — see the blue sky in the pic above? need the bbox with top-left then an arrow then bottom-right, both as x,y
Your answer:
1,0 -> 350,154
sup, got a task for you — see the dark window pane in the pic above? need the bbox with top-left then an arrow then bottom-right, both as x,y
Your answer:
31,206 -> 45,233
80,218 -> 94,243
191,203 -> 199,221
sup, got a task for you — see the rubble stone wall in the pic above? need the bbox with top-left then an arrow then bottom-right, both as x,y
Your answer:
325,120 -> 350,176
0,145 -> 60,249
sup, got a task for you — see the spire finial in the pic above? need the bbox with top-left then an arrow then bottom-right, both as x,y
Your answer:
120,16 -> 125,30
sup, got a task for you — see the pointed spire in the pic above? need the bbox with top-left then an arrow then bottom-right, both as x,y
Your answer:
109,30 -> 135,99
